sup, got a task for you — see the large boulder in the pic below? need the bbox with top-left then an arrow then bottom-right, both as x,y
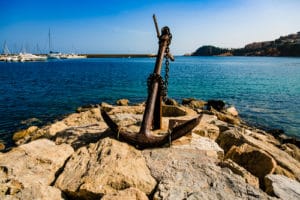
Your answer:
216,129 -> 245,153
55,138 -> 156,199
242,133 -> 300,181
225,143 -> 277,187
264,174 -> 300,199
143,148 -> 273,200
0,139 -> 74,199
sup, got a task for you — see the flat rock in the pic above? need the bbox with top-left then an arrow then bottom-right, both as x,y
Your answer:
264,174 -> 300,199
172,134 -> 224,159
0,139 -> 74,199
55,138 -> 156,199
142,148 -> 273,200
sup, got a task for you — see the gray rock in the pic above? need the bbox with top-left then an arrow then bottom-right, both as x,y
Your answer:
55,138 -> 156,199
143,148 -> 273,200
0,139 -> 74,200
265,174 -> 300,199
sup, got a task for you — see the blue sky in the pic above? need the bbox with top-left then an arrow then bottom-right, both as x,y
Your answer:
1,0 -> 300,55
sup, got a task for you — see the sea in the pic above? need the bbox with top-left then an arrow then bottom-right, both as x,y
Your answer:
0,56 -> 299,147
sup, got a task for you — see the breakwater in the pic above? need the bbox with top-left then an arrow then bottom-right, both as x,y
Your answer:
84,54 -> 156,58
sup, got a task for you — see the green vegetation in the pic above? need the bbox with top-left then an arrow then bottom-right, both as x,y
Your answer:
192,32 -> 300,57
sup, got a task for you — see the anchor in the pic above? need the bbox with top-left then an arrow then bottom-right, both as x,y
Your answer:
101,15 -> 202,148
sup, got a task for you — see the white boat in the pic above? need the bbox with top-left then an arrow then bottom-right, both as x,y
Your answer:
19,53 -> 47,62
47,51 -> 62,59
3,55 -> 19,62
60,53 -> 87,59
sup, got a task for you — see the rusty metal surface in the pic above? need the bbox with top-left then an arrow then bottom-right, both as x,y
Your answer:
100,15 -> 201,148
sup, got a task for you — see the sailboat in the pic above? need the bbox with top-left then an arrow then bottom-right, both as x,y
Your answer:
0,41 -> 19,62
47,29 -> 62,59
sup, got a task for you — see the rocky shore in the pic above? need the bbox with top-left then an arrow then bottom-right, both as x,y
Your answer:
1,98 -> 300,199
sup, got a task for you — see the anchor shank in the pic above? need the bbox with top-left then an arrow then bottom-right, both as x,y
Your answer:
140,37 -> 169,134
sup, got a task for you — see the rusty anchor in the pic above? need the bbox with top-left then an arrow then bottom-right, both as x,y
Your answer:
101,15 -> 202,148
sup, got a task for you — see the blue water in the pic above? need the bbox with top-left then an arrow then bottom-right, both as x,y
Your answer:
0,56 -> 299,146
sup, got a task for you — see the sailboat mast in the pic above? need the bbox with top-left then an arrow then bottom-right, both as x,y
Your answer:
3,41 -> 11,55
48,28 -> 51,53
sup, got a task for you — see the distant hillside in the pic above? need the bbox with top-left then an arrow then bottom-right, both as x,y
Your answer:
191,31 -> 300,57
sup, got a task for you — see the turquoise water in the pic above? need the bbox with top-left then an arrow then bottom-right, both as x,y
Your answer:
0,56 -> 299,146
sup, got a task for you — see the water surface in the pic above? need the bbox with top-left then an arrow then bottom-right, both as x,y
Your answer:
0,56 -> 299,146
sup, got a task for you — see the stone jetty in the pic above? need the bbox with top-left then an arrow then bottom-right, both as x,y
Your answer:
1,98 -> 299,199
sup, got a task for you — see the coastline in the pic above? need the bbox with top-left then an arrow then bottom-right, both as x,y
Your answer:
1,98 -> 299,199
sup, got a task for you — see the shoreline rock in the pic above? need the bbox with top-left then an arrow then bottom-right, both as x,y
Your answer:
1,99 -> 299,199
